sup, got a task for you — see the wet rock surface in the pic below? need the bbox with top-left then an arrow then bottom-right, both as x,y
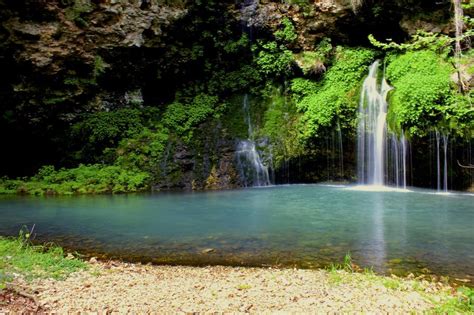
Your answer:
0,0 -> 455,184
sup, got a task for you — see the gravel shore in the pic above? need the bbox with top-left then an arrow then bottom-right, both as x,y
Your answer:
2,260 -> 456,313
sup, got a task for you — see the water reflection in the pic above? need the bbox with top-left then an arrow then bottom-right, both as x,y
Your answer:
371,192 -> 386,271
0,185 -> 473,283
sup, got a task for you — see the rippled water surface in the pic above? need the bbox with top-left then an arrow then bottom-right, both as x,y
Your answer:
1,185 -> 473,282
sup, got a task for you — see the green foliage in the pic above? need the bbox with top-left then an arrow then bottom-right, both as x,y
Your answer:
260,86 -> 303,167
432,286 -> 474,313
274,18 -> 297,43
64,0 -> 94,27
0,233 -> 86,285
221,34 -> 250,54
290,78 -> 319,101
114,127 -> 169,174
295,38 -> 333,75
71,108 -> 159,161
218,95 -> 250,139
386,50 -> 450,82
385,50 -> 456,137
294,51 -> 325,75
328,252 -> 355,273
282,0 -> 311,5
0,164 -> 149,195
253,41 -> 294,77
93,55 -> 108,78
293,46 -> 375,140
207,65 -> 261,95
369,32 -> 454,57
72,109 -> 144,144
369,26 -> 474,59
343,252 -> 353,272
163,93 -> 219,141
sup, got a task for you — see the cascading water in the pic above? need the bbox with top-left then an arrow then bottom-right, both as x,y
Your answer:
235,95 -> 271,187
443,135 -> 449,192
435,130 -> 449,192
326,125 -> 344,182
235,0 -> 270,187
336,122 -> 344,180
357,61 -> 408,188
388,133 -> 408,189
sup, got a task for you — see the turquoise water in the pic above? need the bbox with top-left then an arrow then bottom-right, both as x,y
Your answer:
0,185 -> 473,282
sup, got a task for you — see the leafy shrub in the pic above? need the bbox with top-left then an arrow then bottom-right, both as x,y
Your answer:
64,0 -> 94,27
207,65 -> 261,95
293,46 -> 375,140
274,18 -> 297,43
369,31 -> 463,58
385,50 -> 454,136
163,93 -> 218,141
294,38 -> 333,75
290,78 -> 319,102
71,108 -> 160,161
114,127 -> 169,174
72,109 -> 146,144
260,86 -> 303,167
0,165 -> 150,195
221,34 -> 250,54
253,41 -> 294,77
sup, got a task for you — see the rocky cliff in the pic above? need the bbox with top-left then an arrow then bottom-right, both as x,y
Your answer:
0,0 -> 465,190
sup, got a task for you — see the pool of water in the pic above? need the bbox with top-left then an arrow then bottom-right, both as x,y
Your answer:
0,184 -> 473,282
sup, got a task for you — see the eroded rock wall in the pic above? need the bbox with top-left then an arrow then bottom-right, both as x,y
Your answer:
0,0 -> 455,187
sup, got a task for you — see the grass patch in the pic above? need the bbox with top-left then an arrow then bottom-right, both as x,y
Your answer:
0,230 -> 86,288
430,286 -> 474,313
236,284 -> 252,290
327,252 -> 355,273
325,253 -> 474,312
382,278 -> 401,290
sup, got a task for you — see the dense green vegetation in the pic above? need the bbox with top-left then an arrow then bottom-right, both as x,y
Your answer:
369,29 -> 474,138
0,0 -> 471,191
0,232 -> 86,289
386,50 -> 455,136
0,165 -> 149,195
292,47 -> 376,141
1,32 -> 471,192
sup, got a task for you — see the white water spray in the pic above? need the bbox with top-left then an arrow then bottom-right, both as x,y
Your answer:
443,134 -> 449,192
435,130 -> 449,192
357,61 -> 408,188
235,95 -> 271,187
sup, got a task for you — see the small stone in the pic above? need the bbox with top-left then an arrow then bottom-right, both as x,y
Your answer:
89,257 -> 98,263
202,248 -> 215,254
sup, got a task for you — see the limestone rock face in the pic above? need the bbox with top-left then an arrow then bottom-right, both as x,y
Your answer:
2,1 -> 186,75
0,0 -> 455,189
1,0 -> 451,75
235,0 -> 353,50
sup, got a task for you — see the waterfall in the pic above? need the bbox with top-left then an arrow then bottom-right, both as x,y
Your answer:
435,130 -> 449,192
337,122 -> 344,180
243,94 -> 253,136
436,131 -> 441,191
235,95 -> 271,187
235,1 -> 270,187
388,132 -> 407,189
443,134 -> 449,192
357,61 -> 408,188
401,133 -> 407,189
